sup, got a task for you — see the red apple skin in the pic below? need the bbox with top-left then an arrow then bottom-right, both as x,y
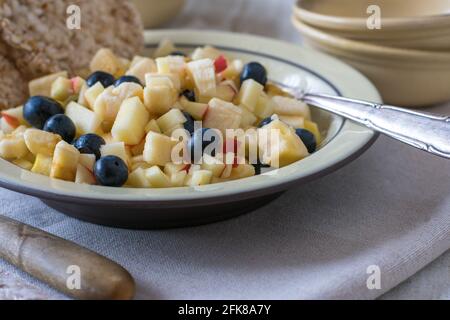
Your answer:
1,113 -> 20,128
181,164 -> 192,172
214,55 -> 228,73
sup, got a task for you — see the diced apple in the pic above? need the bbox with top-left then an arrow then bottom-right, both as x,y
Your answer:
90,48 -> 125,77
127,167 -> 150,188
201,154 -> 226,178
2,106 -> 26,126
79,154 -> 96,172
145,119 -> 161,134
304,120 -> 322,145
197,81 -> 237,103
126,57 -> 157,83
143,132 -> 176,166
279,115 -> 305,129
75,164 -> 96,185
145,166 -> 171,188
77,83 -> 89,107
186,59 -> 217,97
29,71 -> 68,97
24,129 -> 61,156
84,82 -> 105,109
220,59 -> 244,82
228,163 -> 256,180
179,97 -> 208,120
12,158 -> 33,170
1,117 -> 16,134
143,85 -> 178,115
145,73 -> 180,91
236,79 -> 264,112
153,38 -> 176,58
164,163 -> 187,176
239,107 -> 258,128
50,141 -> 80,181
187,170 -> 213,186
258,119 -> 309,168
111,97 -> 150,145
130,139 -> 146,156
31,154 -> 53,176
156,109 -> 187,133
170,171 -> 188,187
266,83 -> 292,98
203,98 -> 242,133
191,46 -> 222,61
214,55 -> 228,73
0,131 -> 28,160
100,142 -> 129,165
254,93 -> 276,119
70,76 -> 86,95
272,96 -> 311,120
65,102 -> 102,136
156,56 -> 186,83
51,77 -> 73,102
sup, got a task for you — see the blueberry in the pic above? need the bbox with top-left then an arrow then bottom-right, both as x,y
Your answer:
182,112 -> 195,135
114,75 -> 142,87
94,156 -> 129,187
295,129 -> 317,154
187,128 -> 220,163
182,89 -> 196,102
73,134 -> 106,160
170,51 -> 187,57
43,114 -> 76,143
240,62 -> 267,86
86,71 -> 115,88
23,96 -> 64,129
258,117 -> 274,128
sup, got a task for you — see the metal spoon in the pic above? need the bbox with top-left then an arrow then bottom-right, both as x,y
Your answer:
284,88 -> 450,159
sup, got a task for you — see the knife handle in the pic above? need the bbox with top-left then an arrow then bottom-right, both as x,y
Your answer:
0,216 -> 135,300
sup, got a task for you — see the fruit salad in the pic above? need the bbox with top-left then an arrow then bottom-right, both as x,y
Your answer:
0,41 -> 322,188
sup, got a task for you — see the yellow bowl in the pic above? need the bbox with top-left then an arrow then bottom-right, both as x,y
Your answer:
294,0 -> 450,50
132,0 -> 185,29
292,17 -> 450,107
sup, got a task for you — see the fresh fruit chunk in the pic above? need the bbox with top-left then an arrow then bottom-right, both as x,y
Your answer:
201,154 -> 226,178
2,106 -> 26,126
236,79 -> 264,112
143,74 -> 178,115
1,113 -> 20,129
0,117 -> 16,134
295,129 -> 317,154
203,98 -> 242,133
186,59 -> 217,97
304,120 -> 322,145
114,76 -> 142,87
272,96 -> 311,119
214,55 -> 228,73
228,163 -> 256,180
239,107 -> 258,128
240,62 -> 267,86
51,77 -> 73,102
100,142 -> 129,165
156,56 -> 186,82
127,167 -> 150,188
23,96 -> 64,129
94,156 -> 129,187
31,154 -> 53,176
254,93 -> 276,119
65,102 -> 102,136
143,132 -> 177,166
29,71 -> 68,97
86,71 -> 115,88
182,112 -> 195,135
43,114 -> 76,143
24,128 -> 61,156
179,97 -> 208,120
279,115 -> 305,129
75,164 -> 96,185
70,77 -> 86,95
0,132 -> 28,160
89,49 -> 125,77
12,158 -> 33,170
111,97 -> 150,145
220,59 -> 244,82
84,82 -> 105,109
156,109 -> 187,134
50,140 -> 80,181
170,171 -> 188,187
126,57 -> 157,84
163,163 -> 188,176
78,153 -> 96,171
145,166 -> 171,188
153,39 -> 177,58
187,170 -> 213,186
258,119 -> 309,168
191,46 -> 222,61
145,119 -> 161,134
74,134 -> 106,160
188,128 -> 221,164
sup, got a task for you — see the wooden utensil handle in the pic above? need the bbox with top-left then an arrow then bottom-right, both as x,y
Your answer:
0,216 -> 135,300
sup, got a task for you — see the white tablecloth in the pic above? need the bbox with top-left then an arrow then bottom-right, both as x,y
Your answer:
0,0 -> 449,300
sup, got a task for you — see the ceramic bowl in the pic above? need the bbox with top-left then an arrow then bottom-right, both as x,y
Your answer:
0,30 -> 380,229
132,0 -> 185,29
292,18 -> 450,107
294,0 -> 450,50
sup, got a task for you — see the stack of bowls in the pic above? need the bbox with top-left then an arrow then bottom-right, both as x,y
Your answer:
292,0 -> 450,107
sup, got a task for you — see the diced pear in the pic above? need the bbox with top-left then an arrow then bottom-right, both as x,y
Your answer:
258,120 -> 308,168
51,77 -> 73,102
50,141 -> 80,181
84,82 -> 105,109
272,96 -> 311,120
111,97 -> 150,145
201,154 -> 226,178
12,158 -> 33,170
65,102 -> 102,136
279,115 -> 305,129
100,142 -> 129,165
31,154 -> 53,176
304,120 -> 322,145
143,132 -> 177,166
179,97 -> 208,120
203,98 -> 242,133
126,57 -> 157,83
90,48 -> 125,77
254,93 -> 276,119
170,171 -> 188,187
186,59 -> 216,97
127,167 -> 150,188
75,164 -> 96,185
79,154 -> 96,172
143,85 -> 178,115
156,109 -> 187,133
29,71 -> 68,97
187,170 -> 213,186
24,129 -> 61,156
236,79 -> 264,112
145,119 -> 161,134
145,166 -> 171,188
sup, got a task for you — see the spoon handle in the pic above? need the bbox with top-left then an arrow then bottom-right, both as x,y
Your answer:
302,93 -> 450,159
